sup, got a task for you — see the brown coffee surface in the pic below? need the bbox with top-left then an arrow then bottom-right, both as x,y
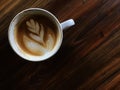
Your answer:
15,15 -> 58,56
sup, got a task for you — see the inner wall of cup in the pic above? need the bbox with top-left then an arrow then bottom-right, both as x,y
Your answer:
9,9 -> 63,61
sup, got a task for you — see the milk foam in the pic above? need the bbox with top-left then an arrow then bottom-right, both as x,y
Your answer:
22,19 -> 55,55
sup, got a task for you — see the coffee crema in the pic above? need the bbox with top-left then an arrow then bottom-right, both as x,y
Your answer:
15,15 -> 58,56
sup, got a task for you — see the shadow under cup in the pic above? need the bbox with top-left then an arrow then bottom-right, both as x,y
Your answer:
8,8 -> 63,61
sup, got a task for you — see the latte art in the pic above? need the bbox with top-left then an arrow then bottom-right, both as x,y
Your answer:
24,19 -> 55,54
15,15 -> 57,56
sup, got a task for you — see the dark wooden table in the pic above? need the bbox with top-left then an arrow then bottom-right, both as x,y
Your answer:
0,0 -> 120,90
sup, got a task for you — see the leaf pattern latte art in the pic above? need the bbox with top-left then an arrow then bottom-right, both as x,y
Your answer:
23,19 -> 55,55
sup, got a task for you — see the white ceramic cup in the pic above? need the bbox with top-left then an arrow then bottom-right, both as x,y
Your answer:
8,8 -> 75,61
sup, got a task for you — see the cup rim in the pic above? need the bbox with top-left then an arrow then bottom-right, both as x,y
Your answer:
8,8 -> 63,62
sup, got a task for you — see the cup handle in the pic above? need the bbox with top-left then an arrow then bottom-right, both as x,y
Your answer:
60,19 -> 75,30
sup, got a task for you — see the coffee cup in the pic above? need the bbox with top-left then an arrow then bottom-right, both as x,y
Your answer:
8,8 -> 75,61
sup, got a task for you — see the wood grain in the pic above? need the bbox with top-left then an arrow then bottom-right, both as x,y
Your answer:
0,0 -> 120,90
